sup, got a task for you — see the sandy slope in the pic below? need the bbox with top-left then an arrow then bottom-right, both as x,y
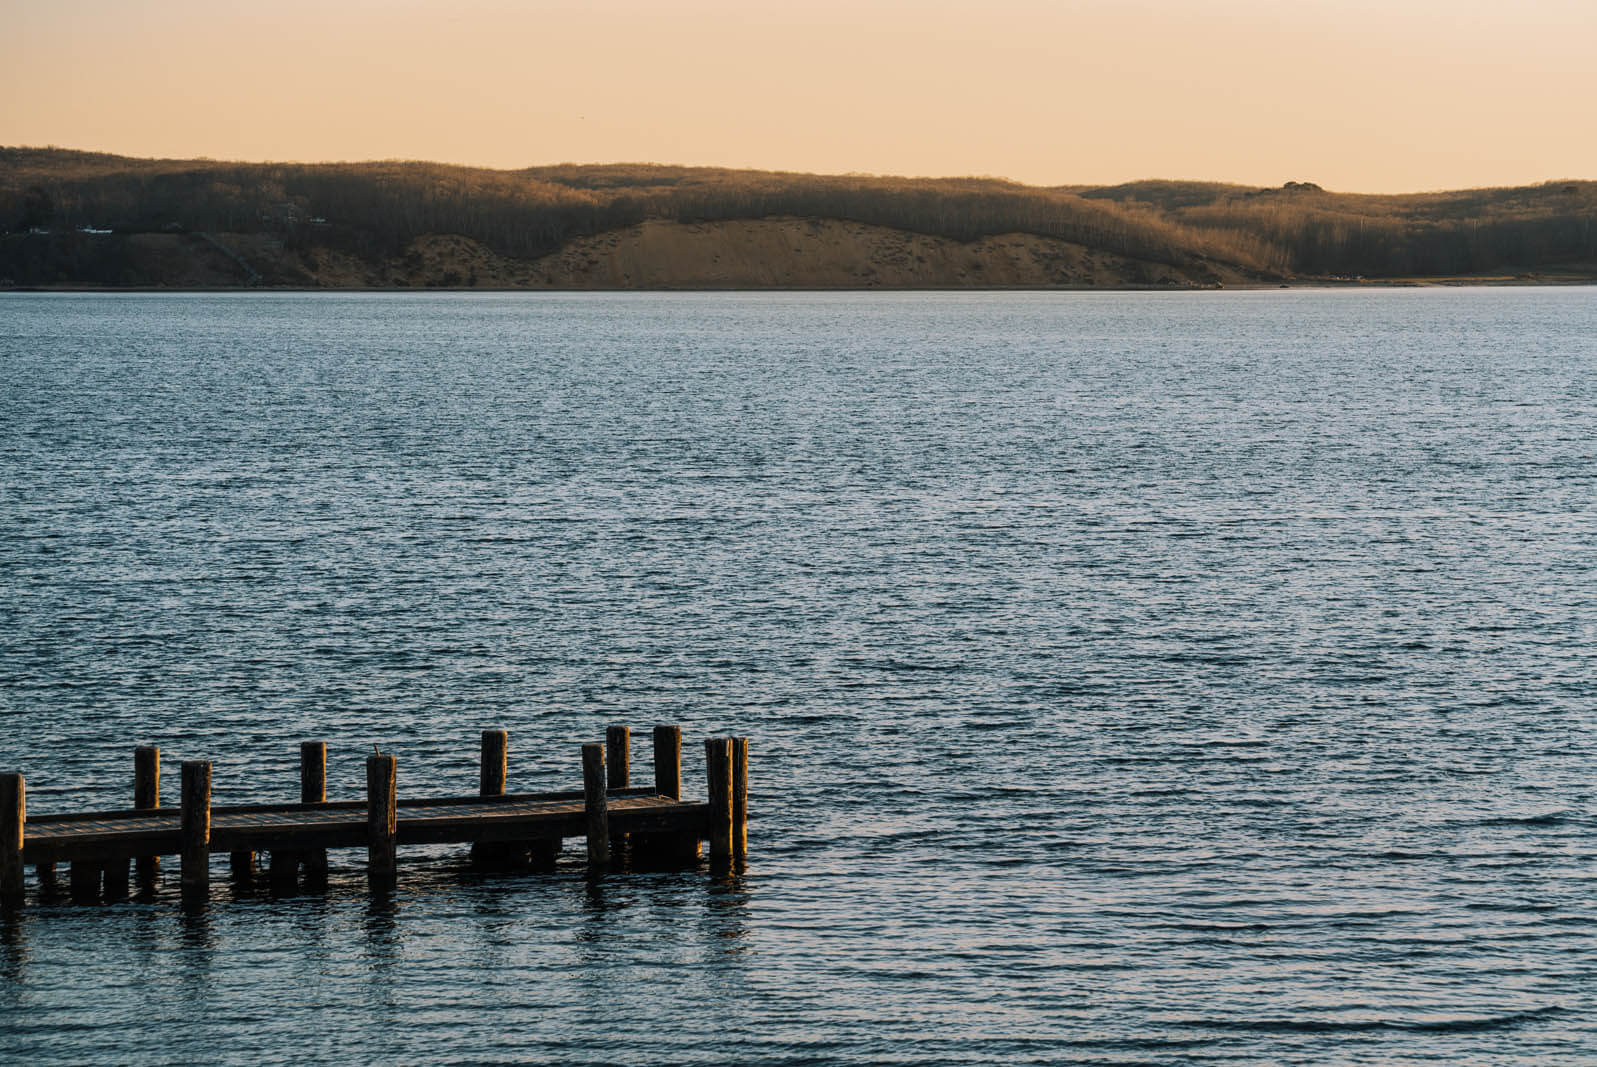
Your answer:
310,218 -> 1249,288
508,217 -> 1245,289
3,217 -> 1256,289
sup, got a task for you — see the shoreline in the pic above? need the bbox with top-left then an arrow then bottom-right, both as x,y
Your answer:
6,277 -> 1595,294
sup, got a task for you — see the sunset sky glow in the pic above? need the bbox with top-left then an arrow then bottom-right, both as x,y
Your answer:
6,0 -> 1595,192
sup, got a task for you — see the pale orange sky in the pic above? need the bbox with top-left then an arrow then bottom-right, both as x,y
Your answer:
5,0 -> 1594,192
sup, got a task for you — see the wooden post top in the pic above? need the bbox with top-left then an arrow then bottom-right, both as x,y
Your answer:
134,747 -> 160,810
480,730 -> 508,797
301,741 -> 327,805
1,772 -> 23,833
653,725 -> 682,800
180,762 -> 212,815
703,738 -> 733,861
581,743 -> 609,868
365,753 -> 398,886
606,725 -> 630,790
178,762 -> 211,898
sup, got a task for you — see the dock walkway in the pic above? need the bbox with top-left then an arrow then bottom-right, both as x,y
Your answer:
1,725 -> 749,907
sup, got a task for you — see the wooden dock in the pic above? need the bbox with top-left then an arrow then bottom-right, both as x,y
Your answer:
0,725 -> 749,907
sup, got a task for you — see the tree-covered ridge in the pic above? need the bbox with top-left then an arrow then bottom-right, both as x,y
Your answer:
3,148 -> 1594,281
1075,177 -> 1597,276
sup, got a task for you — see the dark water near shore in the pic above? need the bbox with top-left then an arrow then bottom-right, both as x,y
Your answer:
3,289 -> 1596,1064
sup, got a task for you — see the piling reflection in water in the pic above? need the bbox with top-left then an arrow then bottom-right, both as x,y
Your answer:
176,903 -> 215,1012
0,915 -> 25,985
705,864 -> 752,959
360,894 -> 404,1021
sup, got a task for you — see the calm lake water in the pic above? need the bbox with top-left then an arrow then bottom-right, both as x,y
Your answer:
2,288 -> 1595,1064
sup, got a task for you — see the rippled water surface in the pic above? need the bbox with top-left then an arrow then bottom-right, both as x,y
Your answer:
3,289 -> 1596,1064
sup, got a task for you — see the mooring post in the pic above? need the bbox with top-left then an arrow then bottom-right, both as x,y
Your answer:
606,725 -> 630,859
606,726 -> 630,789
103,857 -> 130,901
301,741 -> 328,886
268,848 -> 298,893
732,736 -> 749,861
180,761 -> 212,902
472,730 -> 509,869
481,730 -> 507,796
704,738 -> 733,862
302,741 -> 327,805
134,745 -> 160,890
1,774 -> 23,906
135,746 -> 160,809
366,753 -> 397,890
654,725 -> 681,799
582,743 -> 609,869
638,724 -> 695,865
230,849 -> 255,881
70,860 -> 100,904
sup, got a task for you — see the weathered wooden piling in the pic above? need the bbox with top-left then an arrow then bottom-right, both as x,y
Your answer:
268,848 -> 298,893
103,857 -> 129,901
732,736 -> 749,861
480,730 -> 507,796
606,726 -> 630,789
301,741 -> 327,802
704,738 -> 733,862
641,725 -> 698,864
134,746 -> 160,809
582,743 -> 608,868
366,754 -> 397,888
134,745 -> 159,889
1,774 -> 23,905
607,726 -> 630,858
472,730 -> 510,869
70,860 -> 99,903
654,725 -> 681,799
230,849 -> 255,880
527,834 -> 561,870
180,761 -> 211,901
301,741 -> 328,885
267,742 -> 329,892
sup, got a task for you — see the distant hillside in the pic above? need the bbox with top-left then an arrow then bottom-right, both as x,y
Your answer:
1074,178 -> 1597,278
2,148 -> 1593,288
